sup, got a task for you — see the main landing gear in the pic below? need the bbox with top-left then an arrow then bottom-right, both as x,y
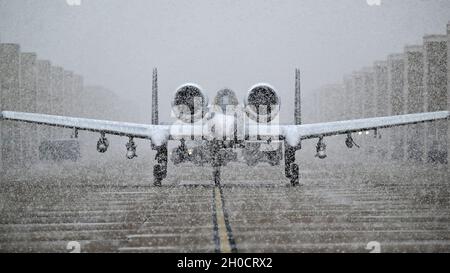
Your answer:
153,144 -> 168,187
284,141 -> 300,186
153,140 -> 302,187
150,140 -> 229,187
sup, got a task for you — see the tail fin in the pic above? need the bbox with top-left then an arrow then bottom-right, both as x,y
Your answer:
151,68 -> 159,125
294,68 -> 301,125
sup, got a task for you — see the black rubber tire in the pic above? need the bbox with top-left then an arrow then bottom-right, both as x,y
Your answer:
153,178 -> 162,187
290,163 -> 300,187
213,168 -> 220,186
153,164 -> 164,186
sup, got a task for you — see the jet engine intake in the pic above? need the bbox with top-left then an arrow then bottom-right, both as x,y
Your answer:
172,83 -> 208,123
244,84 -> 280,123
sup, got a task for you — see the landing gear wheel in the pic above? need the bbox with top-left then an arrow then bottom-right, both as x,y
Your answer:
284,145 -> 296,178
213,167 -> 221,187
152,144 -> 168,187
153,164 -> 164,187
290,163 -> 300,187
153,178 -> 162,187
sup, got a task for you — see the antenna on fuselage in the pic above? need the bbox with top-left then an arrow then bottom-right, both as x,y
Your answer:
294,68 -> 302,125
152,67 -> 159,125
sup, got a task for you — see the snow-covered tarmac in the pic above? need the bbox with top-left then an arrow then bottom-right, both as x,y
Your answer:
0,158 -> 449,253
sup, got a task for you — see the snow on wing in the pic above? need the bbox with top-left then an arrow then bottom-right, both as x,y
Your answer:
0,111 -> 171,146
281,111 -> 450,146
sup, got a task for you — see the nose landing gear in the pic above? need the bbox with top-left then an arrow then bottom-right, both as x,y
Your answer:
211,140 -> 224,187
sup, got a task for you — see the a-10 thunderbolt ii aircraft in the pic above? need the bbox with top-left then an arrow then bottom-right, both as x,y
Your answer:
1,68 -> 449,186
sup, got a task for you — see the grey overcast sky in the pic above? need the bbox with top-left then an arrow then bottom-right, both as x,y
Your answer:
1,0 -> 449,122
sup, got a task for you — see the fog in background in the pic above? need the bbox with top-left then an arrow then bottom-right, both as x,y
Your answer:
1,0 -> 449,123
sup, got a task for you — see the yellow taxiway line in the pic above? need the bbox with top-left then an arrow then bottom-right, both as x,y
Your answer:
214,186 -> 232,253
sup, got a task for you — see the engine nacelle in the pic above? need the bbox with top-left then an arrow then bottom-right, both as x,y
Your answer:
172,83 -> 209,123
244,83 -> 281,123
213,88 -> 239,114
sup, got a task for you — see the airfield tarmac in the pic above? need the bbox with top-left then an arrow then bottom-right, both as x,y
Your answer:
0,152 -> 449,253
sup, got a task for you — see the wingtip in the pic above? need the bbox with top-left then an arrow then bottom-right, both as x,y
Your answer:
0,110 -> 9,120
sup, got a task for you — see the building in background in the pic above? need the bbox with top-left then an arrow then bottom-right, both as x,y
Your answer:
36,60 -> 52,142
313,23 -> 449,165
373,60 -> 389,159
388,53 -> 406,161
343,74 -> 355,120
0,42 -> 135,169
423,34 -> 448,164
447,22 -> 450,166
404,45 -> 426,162
20,52 -> 38,165
0,43 -> 21,167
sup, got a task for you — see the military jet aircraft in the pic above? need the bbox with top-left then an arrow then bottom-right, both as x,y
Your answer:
1,68 -> 449,186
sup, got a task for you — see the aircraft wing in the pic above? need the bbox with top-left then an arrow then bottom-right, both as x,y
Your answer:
274,111 -> 450,146
2,110 -> 449,147
0,111 -> 171,146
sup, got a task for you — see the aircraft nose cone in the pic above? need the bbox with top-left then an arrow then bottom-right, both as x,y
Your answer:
207,112 -> 235,139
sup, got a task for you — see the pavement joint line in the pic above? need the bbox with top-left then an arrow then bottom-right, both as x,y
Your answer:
118,245 -> 213,252
236,240 -> 450,249
126,233 -> 213,239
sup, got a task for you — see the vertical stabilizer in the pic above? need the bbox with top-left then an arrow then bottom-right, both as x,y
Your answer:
152,68 -> 159,125
294,68 -> 302,125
